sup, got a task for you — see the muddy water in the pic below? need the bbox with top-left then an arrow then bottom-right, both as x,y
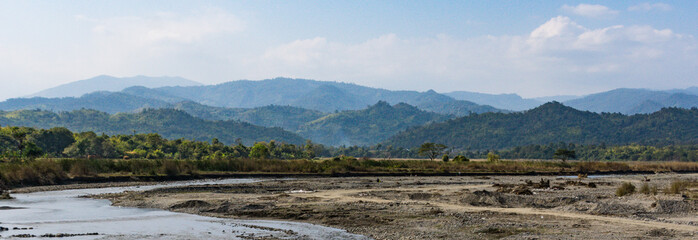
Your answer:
0,179 -> 369,239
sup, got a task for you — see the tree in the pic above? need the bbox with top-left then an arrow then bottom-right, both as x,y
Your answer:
6,127 -> 34,156
453,155 -> 469,162
418,142 -> 447,160
554,148 -> 576,161
249,142 -> 270,159
487,152 -> 500,162
27,127 -> 75,156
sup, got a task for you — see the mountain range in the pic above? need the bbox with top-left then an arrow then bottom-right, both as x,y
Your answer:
446,87 -> 697,113
28,75 -> 202,98
564,88 -> 698,114
119,77 -> 501,116
384,102 -> 698,150
2,75 -> 696,149
444,91 -> 543,111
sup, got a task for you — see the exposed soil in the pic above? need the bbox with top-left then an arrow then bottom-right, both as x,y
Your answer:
95,174 -> 698,239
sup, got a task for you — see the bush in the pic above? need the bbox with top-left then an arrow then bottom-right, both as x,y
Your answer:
69,162 -> 92,177
616,182 -> 636,196
639,183 -> 650,195
666,180 -> 689,194
487,152 -> 500,162
160,160 -> 180,176
453,155 -> 469,162
442,154 -> 449,162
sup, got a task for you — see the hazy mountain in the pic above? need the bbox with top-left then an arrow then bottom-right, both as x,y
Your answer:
28,75 -> 202,98
564,88 -> 698,114
297,101 -> 449,146
444,91 -> 543,111
0,108 -> 305,145
170,101 -> 327,131
0,92 -> 171,113
666,86 -> 698,95
135,77 -> 502,116
384,102 -> 698,150
533,95 -> 581,103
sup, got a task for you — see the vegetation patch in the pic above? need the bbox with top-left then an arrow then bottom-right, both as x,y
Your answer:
616,182 -> 636,197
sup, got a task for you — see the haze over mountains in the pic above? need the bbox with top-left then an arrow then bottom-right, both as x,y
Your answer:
446,88 -> 698,114
564,88 -> 698,115
28,75 -> 202,98
1,75 -> 696,148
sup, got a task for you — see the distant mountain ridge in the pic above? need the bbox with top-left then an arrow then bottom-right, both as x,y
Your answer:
444,91 -> 543,111
384,102 -> 698,150
446,87 -> 697,113
0,90 -> 455,146
28,75 -> 202,98
125,77 -> 502,116
564,88 -> 698,114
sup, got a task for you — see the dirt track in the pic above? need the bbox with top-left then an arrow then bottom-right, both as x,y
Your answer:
98,174 -> 698,239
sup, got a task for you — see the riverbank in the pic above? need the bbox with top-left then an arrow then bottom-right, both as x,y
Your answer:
97,173 -> 698,239
0,178 -> 369,239
3,158 -> 697,189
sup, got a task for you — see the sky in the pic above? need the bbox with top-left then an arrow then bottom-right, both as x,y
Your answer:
0,0 -> 696,100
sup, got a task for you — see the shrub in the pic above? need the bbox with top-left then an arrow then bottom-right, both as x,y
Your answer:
160,160 -> 180,176
666,180 -> 689,194
453,155 -> 469,162
487,152 -> 500,162
442,154 -> 449,162
639,183 -> 650,195
616,182 -> 636,196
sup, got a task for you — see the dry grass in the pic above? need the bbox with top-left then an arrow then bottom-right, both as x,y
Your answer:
1,158 -> 697,188
616,182 -> 636,196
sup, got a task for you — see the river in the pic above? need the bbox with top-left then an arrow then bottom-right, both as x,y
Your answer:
0,179 -> 370,239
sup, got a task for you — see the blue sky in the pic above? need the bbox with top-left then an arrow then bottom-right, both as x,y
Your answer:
0,0 -> 696,100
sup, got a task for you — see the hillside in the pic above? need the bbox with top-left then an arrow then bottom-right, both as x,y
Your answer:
29,75 -> 202,98
0,108 -> 305,145
564,88 -> 698,114
384,102 -> 698,150
0,92 -> 327,131
444,91 -> 543,111
0,92 -> 171,113
297,101 -> 449,146
170,101 -> 327,131
129,77 -> 502,115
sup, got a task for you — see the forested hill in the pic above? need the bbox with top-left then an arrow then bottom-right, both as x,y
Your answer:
128,77 -> 502,116
0,92 -> 171,114
384,102 -> 698,150
170,101 -> 327,131
297,101 -> 449,146
0,108 -> 306,145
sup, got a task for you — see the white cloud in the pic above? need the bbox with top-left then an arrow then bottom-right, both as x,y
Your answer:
254,16 -> 697,97
0,8 -> 247,100
561,4 -> 618,18
628,3 -> 672,12
84,8 -> 244,45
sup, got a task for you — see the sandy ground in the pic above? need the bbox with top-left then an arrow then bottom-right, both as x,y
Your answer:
88,173 -> 698,239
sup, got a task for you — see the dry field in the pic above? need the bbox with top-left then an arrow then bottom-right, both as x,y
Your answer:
97,173 -> 698,239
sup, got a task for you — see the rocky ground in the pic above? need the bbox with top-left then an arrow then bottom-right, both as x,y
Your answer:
94,173 -> 698,239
